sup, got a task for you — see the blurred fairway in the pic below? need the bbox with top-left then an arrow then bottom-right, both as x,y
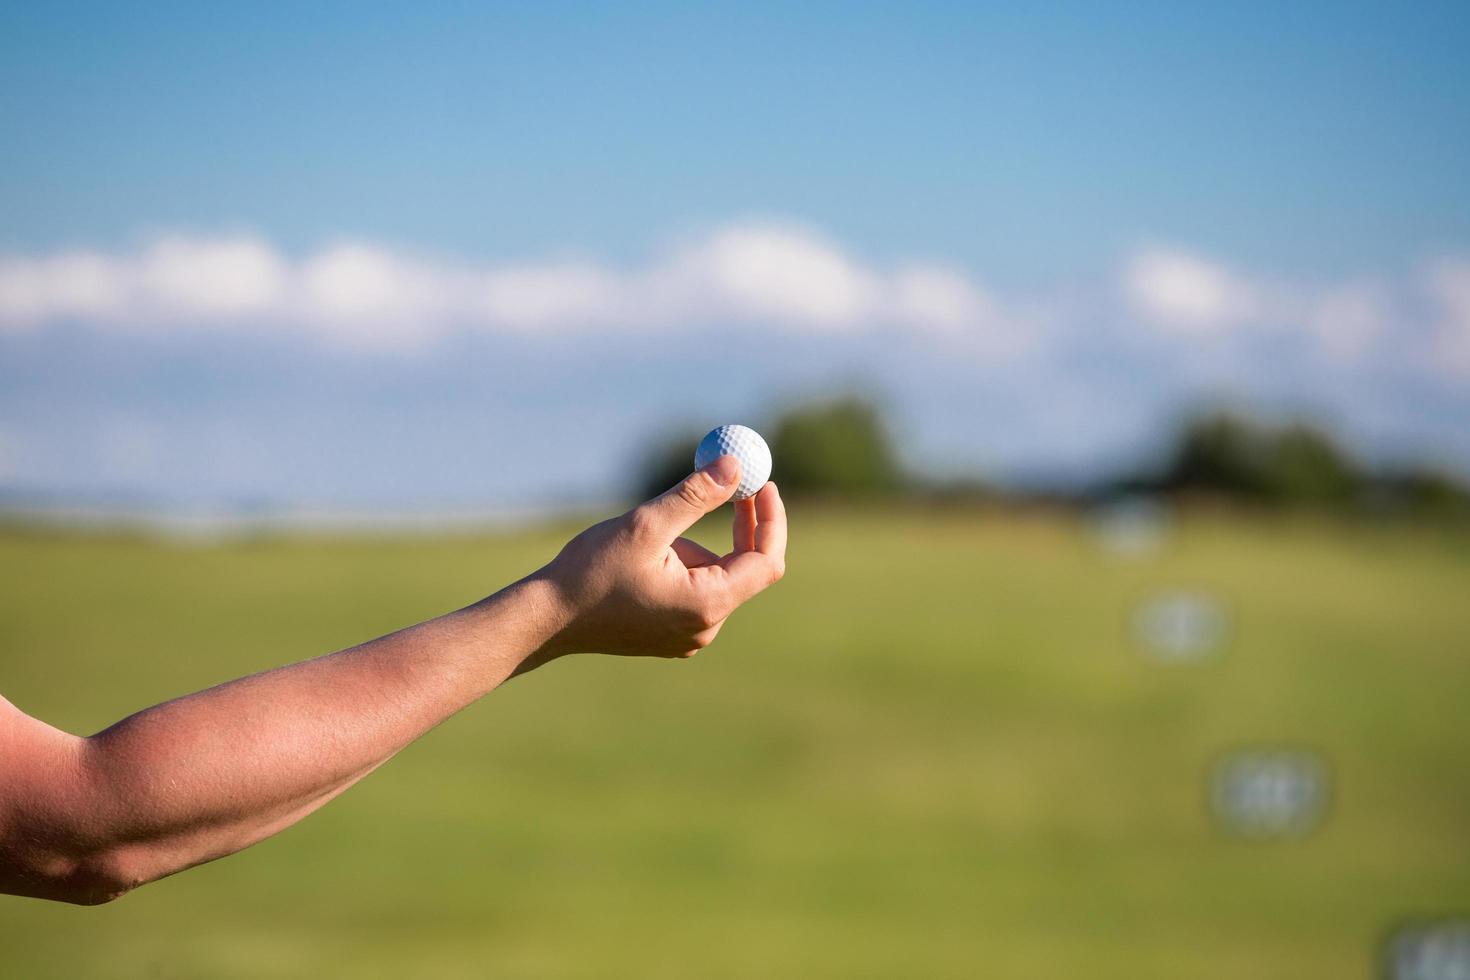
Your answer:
1,508 -> 1468,979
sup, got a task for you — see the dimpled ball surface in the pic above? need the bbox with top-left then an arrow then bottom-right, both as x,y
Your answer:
694,424 -> 772,501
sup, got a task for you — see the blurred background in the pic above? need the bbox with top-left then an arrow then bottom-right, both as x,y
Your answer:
2,2 -> 1467,977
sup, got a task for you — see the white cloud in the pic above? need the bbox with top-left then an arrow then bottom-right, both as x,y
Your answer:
889,265 -> 991,331
0,251 -> 129,328
1124,247 -> 1259,331
1426,258 -> 1470,379
681,224 -> 876,327
291,243 -> 466,348
299,244 -> 437,322
0,222 -> 1021,350
1121,244 -> 1423,369
139,237 -> 286,321
477,261 -> 625,331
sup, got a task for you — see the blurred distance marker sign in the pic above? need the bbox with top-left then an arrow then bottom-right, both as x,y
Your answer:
1209,746 -> 1332,839
1385,920 -> 1470,980
1091,495 -> 1172,558
1132,588 -> 1232,663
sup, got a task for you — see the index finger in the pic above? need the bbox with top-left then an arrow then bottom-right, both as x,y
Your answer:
732,496 -> 757,554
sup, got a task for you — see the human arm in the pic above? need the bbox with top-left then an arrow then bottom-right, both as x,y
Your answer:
0,456 -> 785,905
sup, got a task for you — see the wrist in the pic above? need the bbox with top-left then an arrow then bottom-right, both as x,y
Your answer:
507,566 -> 581,663
455,568 -> 579,682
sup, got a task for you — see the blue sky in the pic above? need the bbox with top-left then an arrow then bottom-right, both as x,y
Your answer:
2,2 -> 1468,510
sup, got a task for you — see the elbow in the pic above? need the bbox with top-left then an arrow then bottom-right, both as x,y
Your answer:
61,853 -> 144,906
13,847 -> 150,906
1,719 -> 159,905
59,846 -> 152,906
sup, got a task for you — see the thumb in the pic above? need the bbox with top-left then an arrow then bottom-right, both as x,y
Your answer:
636,455 -> 741,542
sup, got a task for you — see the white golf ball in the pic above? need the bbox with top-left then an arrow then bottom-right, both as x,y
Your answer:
694,424 -> 772,501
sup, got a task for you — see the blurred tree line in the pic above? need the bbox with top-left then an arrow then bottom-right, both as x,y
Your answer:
637,398 -> 1470,518
1117,411 -> 1470,517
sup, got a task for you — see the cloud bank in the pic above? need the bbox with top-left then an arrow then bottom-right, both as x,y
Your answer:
1124,246 -> 1396,358
0,222 -> 1010,348
2,222 -> 1466,387
1122,244 -> 1470,381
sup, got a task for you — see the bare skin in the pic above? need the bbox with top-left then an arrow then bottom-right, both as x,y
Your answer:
0,455 -> 786,905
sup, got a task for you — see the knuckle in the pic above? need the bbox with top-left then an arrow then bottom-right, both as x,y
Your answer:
676,475 -> 710,509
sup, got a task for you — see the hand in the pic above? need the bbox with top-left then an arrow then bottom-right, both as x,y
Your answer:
532,455 -> 787,661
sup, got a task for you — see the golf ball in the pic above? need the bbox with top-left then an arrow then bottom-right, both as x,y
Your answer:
694,424 -> 772,501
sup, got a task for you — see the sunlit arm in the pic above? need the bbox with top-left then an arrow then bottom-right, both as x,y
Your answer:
0,457 -> 785,905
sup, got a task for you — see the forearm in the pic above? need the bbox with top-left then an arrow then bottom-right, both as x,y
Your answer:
13,573 -> 569,903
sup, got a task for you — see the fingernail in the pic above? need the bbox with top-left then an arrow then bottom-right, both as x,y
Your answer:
704,454 -> 739,487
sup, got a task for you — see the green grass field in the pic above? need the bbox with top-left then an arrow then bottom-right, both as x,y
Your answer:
2,509 -> 1467,978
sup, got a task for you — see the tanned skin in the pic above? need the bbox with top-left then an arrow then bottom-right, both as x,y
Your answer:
0,455 -> 785,905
